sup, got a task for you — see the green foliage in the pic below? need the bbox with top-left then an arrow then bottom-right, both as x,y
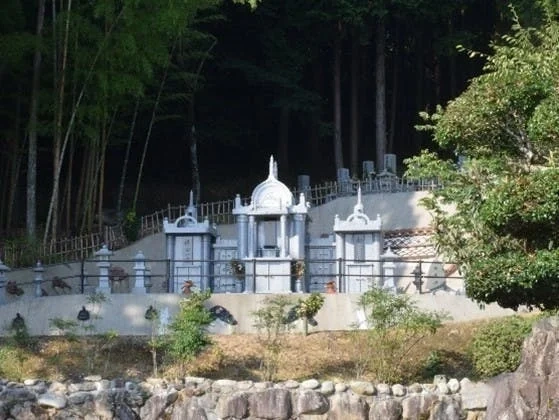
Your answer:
406,11 -> 559,310
252,295 -> 294,381
296,293 -> 325,336
469,316 -> 536,378
417,6 -> 559,162
49,317 -> 79,340
297,293 -> 325,319
122,210 -> 140,242
354,287 -> 448,382
421,350 -> 443,379
167,291 -> 214,370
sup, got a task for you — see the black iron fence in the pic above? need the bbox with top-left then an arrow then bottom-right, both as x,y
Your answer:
0,257 -> 463,301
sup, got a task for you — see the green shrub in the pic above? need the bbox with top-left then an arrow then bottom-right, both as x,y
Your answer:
469,315 -> 536,378
122,210 -> 140,242
252,295 -> 294,381
167,291 -> 214,372
355,287 -> 449,382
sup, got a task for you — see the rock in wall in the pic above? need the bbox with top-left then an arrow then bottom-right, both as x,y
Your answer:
486,316 -> 559,419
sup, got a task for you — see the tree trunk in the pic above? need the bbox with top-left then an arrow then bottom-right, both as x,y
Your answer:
375,16 -> 386,173
333,22 -> 344,172
117,96 -> 140,216
388,25 -> 399,154
187,99 -> 201,205
278,105 -> 290,174
413,30 -> 425,152
27,0 -> 46,239
350,28 -> 360,178
43,7 -> 126,244
75,148 -> 88,232
50,0 -> 73,241
62,134 -> 75,234
186,39 -> 216,205
309,59 -> 323,179
4,90 -> 23,231
133,60 -> 171,212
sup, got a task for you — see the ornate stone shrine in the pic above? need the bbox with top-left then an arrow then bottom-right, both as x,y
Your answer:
333,187 -> 383,293
232,156 -> 308,293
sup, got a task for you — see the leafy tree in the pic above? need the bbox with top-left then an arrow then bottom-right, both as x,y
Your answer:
167,291 -> 214,373
406,3 -> 559,310
252,295 -> 294,381
353,287 -> 447,382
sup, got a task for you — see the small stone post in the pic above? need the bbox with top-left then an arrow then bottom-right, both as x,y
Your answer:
381,247 -> 399,291
33,260 -> 45,298
145,265 -> 153,293
133,251 -> 147,294
95,244 -> 113,294
0,258 -> 10,304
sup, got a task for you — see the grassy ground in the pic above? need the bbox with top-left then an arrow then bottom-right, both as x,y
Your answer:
0,319 -> 495,384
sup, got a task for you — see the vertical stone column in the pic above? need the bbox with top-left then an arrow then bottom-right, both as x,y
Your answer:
165,232 -> 175,293
237,214 -> 248,259
145,265 -> 153,293
280,215 -> 287,258
293,214 -> 306,260
201,234 -> 211,291
334,221 -> 345,293
95,244 -> 113,294
0,259 -> 10,305
33,261 -> 45,297
248,216 -> 255,258
133,251 -> 147,294
381,248 -> 399,291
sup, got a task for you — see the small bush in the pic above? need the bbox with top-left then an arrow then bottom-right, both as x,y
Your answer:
469,315 -> 536,378
252,295 -> 294,381
355,287 -> 449,382
167,291 -> 214,373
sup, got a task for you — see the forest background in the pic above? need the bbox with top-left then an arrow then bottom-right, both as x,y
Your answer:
0,0 -> 543,243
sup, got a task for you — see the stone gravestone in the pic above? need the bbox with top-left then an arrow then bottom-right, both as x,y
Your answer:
362,160 -> 375,180
384,154 -> 397,174
337,168 -> 352,194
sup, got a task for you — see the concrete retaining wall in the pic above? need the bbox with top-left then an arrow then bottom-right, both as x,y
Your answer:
0,293 -> 516,337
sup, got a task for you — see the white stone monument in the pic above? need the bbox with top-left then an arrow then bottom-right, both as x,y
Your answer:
164,191 -> 217,293
333,187 -> 383,293
233,156 -> 309,293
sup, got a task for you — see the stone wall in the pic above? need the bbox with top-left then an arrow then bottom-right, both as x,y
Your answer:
0,376 -> 490,419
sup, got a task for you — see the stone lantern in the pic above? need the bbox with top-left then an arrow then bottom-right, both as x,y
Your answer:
0,258 -> 10,304
95,244 -> 113,293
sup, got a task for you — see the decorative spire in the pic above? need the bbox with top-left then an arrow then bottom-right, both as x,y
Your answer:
354,186 -> 364,214
268,155 -> 276,179
187,189 -> 197,220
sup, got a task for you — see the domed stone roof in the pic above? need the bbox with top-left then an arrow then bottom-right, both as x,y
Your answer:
250,156 -> 293,214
